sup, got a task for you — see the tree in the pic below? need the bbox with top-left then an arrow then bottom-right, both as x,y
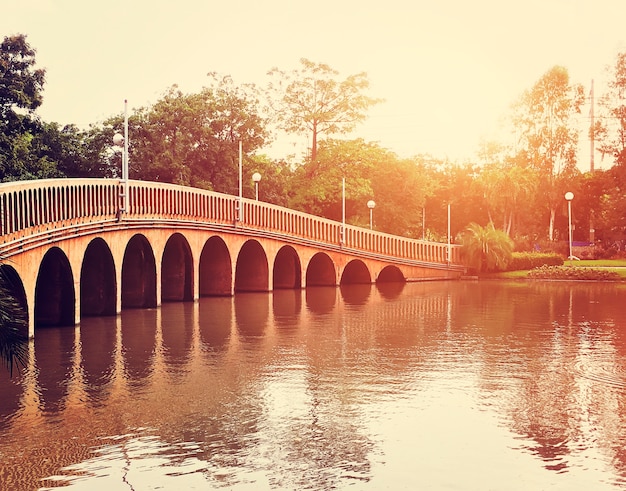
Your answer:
510,66 -> 584,240
129,76 -> 270,193
370,155 -> 432,237
595,52 -> 626,166
423,160 -> 487,242
241,153 -> 294,206
0,34 -> 49,181
288,138 -> 379,221
477,161 -> 539,237
0,34 -> 45,116
267,59 -> 382,161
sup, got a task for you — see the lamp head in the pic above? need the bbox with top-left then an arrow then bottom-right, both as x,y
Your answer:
113,133 -> 125,147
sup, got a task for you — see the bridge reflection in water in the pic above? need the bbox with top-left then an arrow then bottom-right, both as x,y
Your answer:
1,281 -> 626,490
0,179 -> 464,336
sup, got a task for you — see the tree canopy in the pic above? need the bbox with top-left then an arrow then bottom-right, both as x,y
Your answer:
3,33 -> 626,253
128,76 -> 270,193
509,65 -> 585,240
267,58 -> 382,161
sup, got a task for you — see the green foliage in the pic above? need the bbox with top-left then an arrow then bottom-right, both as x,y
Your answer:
509,65 -> 585,241
0,265 -> 28,375
460,222 -> 514,273
3,34 -> 626,252
267,58 -> 382,161
246,154 -> 293,206
287,138 -> 433,235
289,138 -> 379,220
594,52 -> 626,162
128,78 -> 270,193
506,251 -> 563,271
423,161 -> 489,240
0,34 -> 45,115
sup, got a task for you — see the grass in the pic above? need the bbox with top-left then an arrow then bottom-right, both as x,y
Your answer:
479,258 -> 626,280
570,259 -> 626,267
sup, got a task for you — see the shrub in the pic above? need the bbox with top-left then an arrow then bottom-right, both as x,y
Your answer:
506,252 -> 563,271
460,223 -> 514,273
527,265 -> 621,281
572,244 -> 614,260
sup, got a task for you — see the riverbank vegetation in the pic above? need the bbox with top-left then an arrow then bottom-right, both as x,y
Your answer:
0,264 -> 28,375
3,34 -> 626,370
2,34 -> 626,249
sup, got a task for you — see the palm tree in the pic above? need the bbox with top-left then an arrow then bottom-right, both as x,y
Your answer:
0,263 -> 28,375
460,222 -> 514,274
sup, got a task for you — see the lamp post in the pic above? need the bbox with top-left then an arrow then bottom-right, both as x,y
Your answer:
252,172 -> 262,201
367,200 -> 376,230
565,191 -> 574,262
341,178 -> 346,246
113,100 -> 129,217
447,202 -> 451,264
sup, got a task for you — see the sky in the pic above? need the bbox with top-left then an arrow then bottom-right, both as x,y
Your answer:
3,0 -> 626,166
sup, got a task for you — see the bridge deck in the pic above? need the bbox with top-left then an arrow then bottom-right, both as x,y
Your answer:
0,178 -> 462,269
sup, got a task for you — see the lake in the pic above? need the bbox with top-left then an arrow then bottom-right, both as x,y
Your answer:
1,280 -> 626,490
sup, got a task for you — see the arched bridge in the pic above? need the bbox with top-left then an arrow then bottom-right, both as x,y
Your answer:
0,179 -> 464,337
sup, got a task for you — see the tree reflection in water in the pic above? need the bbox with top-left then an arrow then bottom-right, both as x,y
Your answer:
0,281 -> 625,490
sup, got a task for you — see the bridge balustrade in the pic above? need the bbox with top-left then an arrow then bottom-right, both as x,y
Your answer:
0,178 -> 461,265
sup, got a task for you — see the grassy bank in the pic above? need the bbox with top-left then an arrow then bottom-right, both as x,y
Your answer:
481,259 -> 626,280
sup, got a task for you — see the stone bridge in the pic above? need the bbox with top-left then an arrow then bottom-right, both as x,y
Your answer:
0,179 -> 464,337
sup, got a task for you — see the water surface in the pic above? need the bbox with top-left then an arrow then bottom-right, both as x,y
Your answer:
1,280 -> 626,490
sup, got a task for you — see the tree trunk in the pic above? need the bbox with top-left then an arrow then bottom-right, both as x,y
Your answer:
549,207 -> 556,241
506,211 -> 513,236
311,121 -> 318,161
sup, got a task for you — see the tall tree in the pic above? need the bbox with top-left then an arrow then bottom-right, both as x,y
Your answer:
477,161 -> 539,237
129,75 -> 270,193
0,34 -> 45,116
510,66 -> 584,240
267,59 -> 382,161
595,52 -> 626,166
0,34 -> 49,181
288,138 -> 379,221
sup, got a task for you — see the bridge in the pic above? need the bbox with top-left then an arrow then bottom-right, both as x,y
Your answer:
0,178 -> 464,338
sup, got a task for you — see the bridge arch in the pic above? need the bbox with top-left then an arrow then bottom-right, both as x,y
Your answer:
161,233 -> 193,302
122,234 -> 157,309
80,238 -> 116,317
377,265 -> 405,283
35,247 -> 75,327
306,252 -> 336,286
340,259 -> 371,284
235,239 -> 269,292
273,245 -> 302,289
199,236 -> 232,296
0,178 -> 465,337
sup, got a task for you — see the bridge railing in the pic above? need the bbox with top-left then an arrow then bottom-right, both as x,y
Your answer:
0,179 -> 462,265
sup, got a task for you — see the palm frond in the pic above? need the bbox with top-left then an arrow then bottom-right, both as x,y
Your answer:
0,263 -> 29,376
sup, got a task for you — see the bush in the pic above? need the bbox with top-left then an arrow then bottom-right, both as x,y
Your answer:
506,252 -> 564,271
572,244 -> 615,260
460,223 -> 514,273
527,265 -> 621,281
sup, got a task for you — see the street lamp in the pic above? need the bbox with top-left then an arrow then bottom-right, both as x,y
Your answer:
565,191 -> 574,261
367,200 -> 376,230
113,100 -> 129,217
252,172 -> 262,201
